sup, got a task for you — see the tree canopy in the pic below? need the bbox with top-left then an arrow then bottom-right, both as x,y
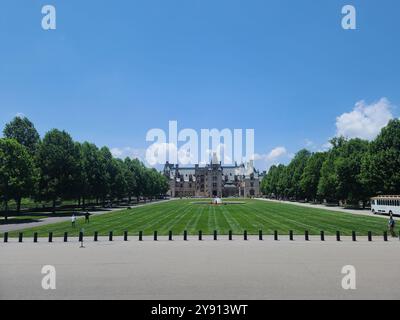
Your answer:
0,117 -> 169,213
261,119 -> 400,207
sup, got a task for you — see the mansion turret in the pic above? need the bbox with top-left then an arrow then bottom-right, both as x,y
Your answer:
163,156 -> 261,198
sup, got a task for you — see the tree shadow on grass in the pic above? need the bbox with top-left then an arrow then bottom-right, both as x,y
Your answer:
0,218 -> 42,225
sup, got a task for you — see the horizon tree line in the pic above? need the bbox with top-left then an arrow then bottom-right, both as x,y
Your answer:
261,119 -> 400,207
0,116 -> 169,217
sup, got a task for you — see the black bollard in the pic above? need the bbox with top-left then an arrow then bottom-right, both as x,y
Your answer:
64,232 -> 68,242
368,231 -> 372,242
244,230 -> 248,241
169,231 -> 173,241
198,230 -> 202,241
305,230 -> 309,241
124,231 -> 128,241
4,232 -> 8,243
109,231 -> 113,241
94,231 -> 98,242
352,231 -> 356,242
139,231 -> 143,241
34,232 -> 38,243
320,231 -> 325,241
214,230 -> 217,241
19,233 -> 23,243
79,231 -> 83,242
153,231 -> 157,241
289,230 -> 294,241
383,231 -> 388,242
48,232 -> 53,243
336,231 -> 341,242
229,230 -> 232,241
183,230 -> 187,241
274,230 -> 278,241
259,230 -> 263,241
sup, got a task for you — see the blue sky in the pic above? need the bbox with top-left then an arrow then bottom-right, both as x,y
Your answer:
0,0 -> 399,169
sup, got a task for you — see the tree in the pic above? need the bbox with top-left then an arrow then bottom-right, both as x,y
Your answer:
0,139 -> 37,216
36,129 -> 81,212
78,142 -> 109,209
317,137 -> 369,206
3,116 -> 40,155
284,149 -> 311,200
361,119 -> 400,195
98,147 -> 113,205
109,158 -> 128,203
334,138 -> 369,206
124,158 -> 137,204
300,152 -> 326,202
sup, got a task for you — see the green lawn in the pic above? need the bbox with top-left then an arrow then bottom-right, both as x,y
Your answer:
3,199 -> 393,237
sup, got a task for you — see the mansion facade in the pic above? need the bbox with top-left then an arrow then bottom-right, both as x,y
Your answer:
163,158 -> 262,198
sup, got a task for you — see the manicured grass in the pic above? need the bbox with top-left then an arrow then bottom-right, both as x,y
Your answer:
3,199 -> 392,238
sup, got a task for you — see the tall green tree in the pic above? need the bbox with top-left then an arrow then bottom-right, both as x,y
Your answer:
361,119 -> 400,195
3,116 -> 40,155
334,138 -> 369,206
37,129 -> 81,212
0,139 -> 37,215
300,152 -> 327,201
284,149 -> 311,200
109,158 -> 128,203
124,158 -> 138,204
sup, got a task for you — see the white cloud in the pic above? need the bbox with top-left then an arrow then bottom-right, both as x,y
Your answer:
111,147 -> 145,161
335,98 -> 394,140
266,146 -> 288,161
253,146 -> 289,170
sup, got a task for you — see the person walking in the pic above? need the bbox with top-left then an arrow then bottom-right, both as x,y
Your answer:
85,211 -> 91,224
389,214 -> 396,237
71,214 -> 76,228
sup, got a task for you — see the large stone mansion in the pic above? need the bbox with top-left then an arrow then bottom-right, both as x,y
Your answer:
163,156 -> 262,198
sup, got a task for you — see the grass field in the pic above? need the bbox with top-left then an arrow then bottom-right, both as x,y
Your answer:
3,199 -> 393,237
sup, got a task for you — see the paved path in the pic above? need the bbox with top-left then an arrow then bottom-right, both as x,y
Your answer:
0,200 -> 171,233
0,238 -> 399,300
256,198 -> 400,220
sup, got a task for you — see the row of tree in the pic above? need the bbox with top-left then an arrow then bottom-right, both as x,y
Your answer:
0,117 -> 169,214
261,119 -> 400,207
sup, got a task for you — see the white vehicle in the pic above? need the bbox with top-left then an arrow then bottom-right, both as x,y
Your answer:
371,196 -> 400,216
